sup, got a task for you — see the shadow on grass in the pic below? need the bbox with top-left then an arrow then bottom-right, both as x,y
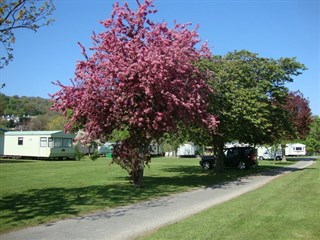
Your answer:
0,168 -> 247,231
0,183 -> 154,232
0,161 -> 314,232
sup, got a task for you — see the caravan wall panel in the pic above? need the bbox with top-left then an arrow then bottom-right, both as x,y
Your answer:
4,135 -> 50,158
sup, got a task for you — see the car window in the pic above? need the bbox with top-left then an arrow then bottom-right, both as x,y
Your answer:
243,148 -> 251,155
226,149 -> 233,157
227,148 -> 239,157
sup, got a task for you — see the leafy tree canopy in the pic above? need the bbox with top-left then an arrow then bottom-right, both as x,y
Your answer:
304,116 -> 320,155
198,50 -> 306,171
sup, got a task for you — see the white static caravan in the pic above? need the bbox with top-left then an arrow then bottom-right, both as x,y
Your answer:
177,143 -> 198,157
285,143 -> 306,156
0,128 -> 6,156
4,131 -> 75,159
257,146 -> 282,160
149,142 -> 164,156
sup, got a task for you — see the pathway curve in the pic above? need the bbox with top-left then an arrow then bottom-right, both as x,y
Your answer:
0,159 -> 315,240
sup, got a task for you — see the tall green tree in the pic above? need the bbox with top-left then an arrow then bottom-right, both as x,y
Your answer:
201,50 -> 306,171
304,116 -> 320,155
0,0 -> 55,68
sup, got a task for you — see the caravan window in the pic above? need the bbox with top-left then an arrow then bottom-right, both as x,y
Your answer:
40,137 -> 47,147
295,147 -> 303,151
48,138 -> 53,148
62,138 -> 72,148
54,138 -> 62,148
53,138 -> 72,148
18,137 -> 23,145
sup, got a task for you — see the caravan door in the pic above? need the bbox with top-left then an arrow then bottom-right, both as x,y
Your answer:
38,137 -> 50,157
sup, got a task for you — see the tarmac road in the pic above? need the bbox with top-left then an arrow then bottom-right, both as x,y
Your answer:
0,159 -> 315,240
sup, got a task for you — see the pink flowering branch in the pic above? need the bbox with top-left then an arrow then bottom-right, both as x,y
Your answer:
51,0 -> 217,187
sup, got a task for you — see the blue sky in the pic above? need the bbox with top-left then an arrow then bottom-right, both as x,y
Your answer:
1,0 -> 319,115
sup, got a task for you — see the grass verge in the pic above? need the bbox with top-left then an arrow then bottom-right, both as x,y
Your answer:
0,157 -> 299,233
139,158 -> 320,240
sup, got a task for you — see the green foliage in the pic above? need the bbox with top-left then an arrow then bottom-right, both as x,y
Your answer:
160,132 -> 185,153
0,93 -> 9,115
25,114 -> 49,130
0,93 -> 67,130
196,50 -> 306,171
108,127 -> 130,142
73,145 -> 85,161
89,150 -> 100,161
200,50 -> 306,146
46,115 -> 66,130
304,116 -> 320,155
159,122 -> 213,154
0,94 -> 51,117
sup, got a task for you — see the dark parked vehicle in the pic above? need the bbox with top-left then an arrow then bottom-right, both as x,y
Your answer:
199,147 -> 258,170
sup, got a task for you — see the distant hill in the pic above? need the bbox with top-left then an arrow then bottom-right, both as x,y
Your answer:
0,94 -> 51,117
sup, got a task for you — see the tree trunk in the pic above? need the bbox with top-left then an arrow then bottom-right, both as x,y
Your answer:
213,133 -> 224,172
131,141 -> 150,188
111,134 -> 151,188
273,144 -> 277,164
133,159 -> 144,188
281,144 -> 287,162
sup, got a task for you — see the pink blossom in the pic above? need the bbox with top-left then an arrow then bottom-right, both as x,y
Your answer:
51,0 -> 217,186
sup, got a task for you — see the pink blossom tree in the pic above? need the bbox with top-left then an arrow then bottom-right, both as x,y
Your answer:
51,0 -> 216,187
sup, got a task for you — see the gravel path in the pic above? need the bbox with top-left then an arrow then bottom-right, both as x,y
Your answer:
0,159 -> 315,240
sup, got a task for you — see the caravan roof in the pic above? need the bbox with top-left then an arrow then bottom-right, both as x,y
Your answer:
5,131 -> 74,138
286,143 -> 306,147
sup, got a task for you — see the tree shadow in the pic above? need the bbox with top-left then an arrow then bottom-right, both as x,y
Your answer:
0,184 -> 153,231
257,159 -> 316,176
0,160 -> 314,232
286,157 -> 318,161
0,165 -> 250,231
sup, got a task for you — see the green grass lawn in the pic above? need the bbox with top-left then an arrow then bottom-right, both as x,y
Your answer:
139,159 -> 320,240
0,157 -> 301,233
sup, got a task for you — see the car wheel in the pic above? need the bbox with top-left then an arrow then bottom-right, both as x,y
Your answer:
276,156 -> 281,160
258,156 -> 264,160
237,161 -> 246,170
202,162 -> 211,170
